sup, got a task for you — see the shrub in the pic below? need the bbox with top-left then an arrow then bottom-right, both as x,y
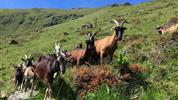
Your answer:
75,66 -> 120,99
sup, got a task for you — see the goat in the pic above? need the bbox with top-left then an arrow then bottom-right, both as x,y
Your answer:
156,17 -> 178,35
34,43 -> 67,100
20,55 -> 35,95
94,20 -> 127,66
21,55 -> 34,70
67,33 -> 97,67
14,64 -> 24,91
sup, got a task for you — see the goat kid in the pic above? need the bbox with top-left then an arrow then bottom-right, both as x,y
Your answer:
14,64 -> 24,91
20,55 -> 35,95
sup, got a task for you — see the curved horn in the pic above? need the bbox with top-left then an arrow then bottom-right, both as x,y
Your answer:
92,32 -> 97,37
29,54 -> 34,59
25,55 -> 28,59
121,20 -> 128,27
112,20 -> 119,26
55,43 -> 57,47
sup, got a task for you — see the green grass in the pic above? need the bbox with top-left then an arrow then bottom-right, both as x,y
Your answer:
0,0 -> 178,99
0,8 -> 100,35
84,84 -> 123,100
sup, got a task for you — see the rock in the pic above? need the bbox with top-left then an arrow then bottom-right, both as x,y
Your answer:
9,40 -> 18,45
81,23 -> 93,30
8,90 -> 38,100
59,39 -> 67,43
1,91 -> 7,100
63,32 -> 69,35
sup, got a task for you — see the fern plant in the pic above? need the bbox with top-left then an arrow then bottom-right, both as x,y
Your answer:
117,50 -> 129,67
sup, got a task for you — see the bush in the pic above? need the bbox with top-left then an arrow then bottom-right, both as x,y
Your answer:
75,66 -> 120,99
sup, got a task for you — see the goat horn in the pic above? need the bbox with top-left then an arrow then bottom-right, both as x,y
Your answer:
121,20 -> 128,27
92,32 -> 97,37
112,20 -> 119,26
55,43 -> 57,47
29,54 -> 33,58
25,55 -> 28,59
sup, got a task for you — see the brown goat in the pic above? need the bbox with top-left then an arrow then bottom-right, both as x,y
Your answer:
34,43 -> 67,100
156,18 -> 178,35
68,33 -> 97,67
94,20 -> 127,66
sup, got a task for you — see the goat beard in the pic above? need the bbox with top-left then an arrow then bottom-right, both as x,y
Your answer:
117,36 -> 122,41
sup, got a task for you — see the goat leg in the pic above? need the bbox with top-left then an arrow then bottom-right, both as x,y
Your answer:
24,79 -> 28,92
100,51 -> 104,67
76,59 -> 80,67
44,88 -> 48,100
30,78 -> 35,96
20,78 -> 25,92
14,81 -> 18,92
48,87 -> 52,100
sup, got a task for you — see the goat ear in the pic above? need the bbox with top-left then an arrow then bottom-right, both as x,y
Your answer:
13,65 -> 18,68
21,58 -> 25,61
111,27 -> 115,31
63,49 -> 67,53
85,40 -> 89,44
54,43 -> 57,47
31,57 -> 34,60
156,26 -> 161,30
25,55 -> 28,59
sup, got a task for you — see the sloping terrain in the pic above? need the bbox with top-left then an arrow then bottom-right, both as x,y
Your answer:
0,8 -> 99,35
0,0 -> 178,99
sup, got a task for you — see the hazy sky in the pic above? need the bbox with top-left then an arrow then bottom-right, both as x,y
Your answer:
0,0 -> 150,9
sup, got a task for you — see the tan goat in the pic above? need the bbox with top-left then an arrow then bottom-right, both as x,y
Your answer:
95,20 -> 127,66
157,18 -> 178,35
68,33 -> 97,67
21,55 -> 35,95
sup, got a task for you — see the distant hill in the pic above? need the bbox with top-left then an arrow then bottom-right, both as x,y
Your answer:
0,8 -> 99,35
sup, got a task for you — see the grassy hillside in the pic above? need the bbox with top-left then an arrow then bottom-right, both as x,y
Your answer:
0,0 -> 178,99
0,8 -> 99,35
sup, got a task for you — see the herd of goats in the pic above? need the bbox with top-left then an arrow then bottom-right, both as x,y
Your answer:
13,18 -> 178,100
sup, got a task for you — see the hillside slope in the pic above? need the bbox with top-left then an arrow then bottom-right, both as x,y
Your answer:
0,0 -> 178,99
0,8 -> 99,35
